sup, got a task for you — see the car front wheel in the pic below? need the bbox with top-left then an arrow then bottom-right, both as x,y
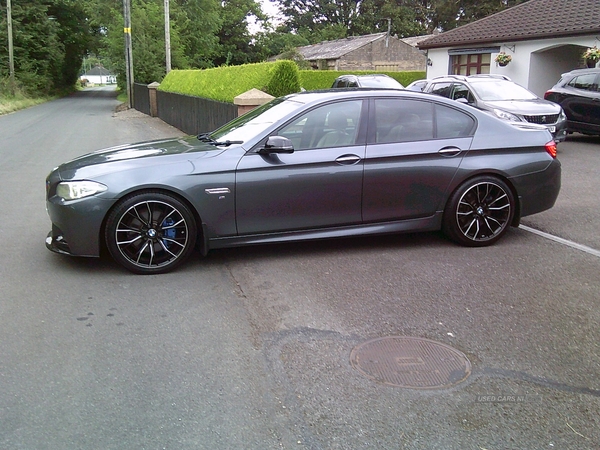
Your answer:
443,176 -> 515,247
105,191 -> 197,274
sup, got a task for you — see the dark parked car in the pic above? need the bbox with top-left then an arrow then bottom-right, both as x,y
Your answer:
423,75 -> 568,142
46,89 -> 561,274
544,68 -> 600,136
331,74 -> 404,89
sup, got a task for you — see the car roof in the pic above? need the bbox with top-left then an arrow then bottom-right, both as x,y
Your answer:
337,74 -> 392,79
560,67 -> 600,77
283,88 -> 459,107
429,74 -> 512,83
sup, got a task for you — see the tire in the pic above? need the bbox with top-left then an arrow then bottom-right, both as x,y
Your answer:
105,191 -> 197,274
443,176 -> 515,247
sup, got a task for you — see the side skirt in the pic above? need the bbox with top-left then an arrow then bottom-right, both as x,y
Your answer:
207,213 -> 443,250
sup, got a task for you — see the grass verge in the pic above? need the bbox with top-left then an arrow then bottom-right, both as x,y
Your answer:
0,96 -> 54,116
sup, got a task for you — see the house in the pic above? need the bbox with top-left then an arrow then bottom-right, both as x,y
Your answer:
294,32 -> 430,72
80,66 -> 116,85
418,0 -> 600,97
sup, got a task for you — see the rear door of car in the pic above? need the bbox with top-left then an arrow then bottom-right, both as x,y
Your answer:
362,97 -> 475,222
235,99 -> 367,234
561,73 -> 600,132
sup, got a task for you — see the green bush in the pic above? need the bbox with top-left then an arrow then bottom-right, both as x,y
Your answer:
265,61 -> 301,98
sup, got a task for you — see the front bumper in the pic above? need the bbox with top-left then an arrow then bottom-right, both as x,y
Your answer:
46,228 -> 73,255
46,195 -> 116,257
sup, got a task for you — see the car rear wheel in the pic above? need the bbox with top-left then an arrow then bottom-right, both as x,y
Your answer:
443,176 -> 514,247
105,191 -> 197,274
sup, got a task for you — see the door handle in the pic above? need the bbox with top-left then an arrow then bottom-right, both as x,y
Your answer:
335,154 -> 361,164
438,146 -> 462,157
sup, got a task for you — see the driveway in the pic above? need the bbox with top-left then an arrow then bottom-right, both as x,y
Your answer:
0,89 -> 598,449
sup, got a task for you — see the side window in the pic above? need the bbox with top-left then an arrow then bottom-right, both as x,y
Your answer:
435,104 -> 476,138
348,80 -> 359,87
452,84 -> 475,103
374,99 -> 434,144
567,74 -> 597,91
429,82 -> 453,99
277,100 -> 363,150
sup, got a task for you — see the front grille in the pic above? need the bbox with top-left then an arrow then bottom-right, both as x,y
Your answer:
523,114 -> 559,125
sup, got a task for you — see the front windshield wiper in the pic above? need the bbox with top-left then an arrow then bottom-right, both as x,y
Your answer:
197,133 -> 243,146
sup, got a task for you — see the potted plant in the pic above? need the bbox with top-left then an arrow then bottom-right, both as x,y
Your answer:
583,46 -> 600,68
495,52 -> 512,67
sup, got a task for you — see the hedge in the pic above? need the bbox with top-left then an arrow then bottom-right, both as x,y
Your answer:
299,70 -> 425,91
158,61 -> 426,103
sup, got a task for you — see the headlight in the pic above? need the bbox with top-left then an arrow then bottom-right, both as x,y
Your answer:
56,181 -> 107,200
559,109 -> 567,121
493,108 -> 520,122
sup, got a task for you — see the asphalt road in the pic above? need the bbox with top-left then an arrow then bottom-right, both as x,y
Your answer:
1,87 -> 599,449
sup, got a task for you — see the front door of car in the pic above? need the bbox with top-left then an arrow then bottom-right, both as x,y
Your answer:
362,98 -> 475,222
235,99 -> 366,235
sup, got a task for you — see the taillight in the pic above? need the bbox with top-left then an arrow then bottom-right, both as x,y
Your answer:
545,140 -> 557,158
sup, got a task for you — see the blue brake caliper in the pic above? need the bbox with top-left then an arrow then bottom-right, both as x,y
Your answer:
162,217 -> 176,248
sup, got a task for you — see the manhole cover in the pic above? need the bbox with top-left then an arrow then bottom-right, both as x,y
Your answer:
350,336 -> 471,389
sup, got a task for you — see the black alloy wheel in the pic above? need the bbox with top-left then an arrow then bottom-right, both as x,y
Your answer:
105,191 -> 197,274
443,176 -> 515,247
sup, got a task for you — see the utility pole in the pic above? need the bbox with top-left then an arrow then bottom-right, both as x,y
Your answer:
123,0 -> 134,108
164,0 -> 171,73
7,0 -> 16,96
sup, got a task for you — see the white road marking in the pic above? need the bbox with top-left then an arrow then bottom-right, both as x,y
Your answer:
519,225 -> 600,258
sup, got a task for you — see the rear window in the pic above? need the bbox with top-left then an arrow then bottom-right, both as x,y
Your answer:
567,74 -> 598,91
359,77 -> 403,88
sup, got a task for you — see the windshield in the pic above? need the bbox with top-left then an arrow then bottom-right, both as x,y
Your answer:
469,79 -> 538,101
209,97 -> 305,143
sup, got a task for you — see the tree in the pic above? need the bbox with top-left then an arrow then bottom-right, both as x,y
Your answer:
48,0 -> 92,89
213,0 -> 266,66
432,0 -> 529,31
177,0 -> 221,68
278,0 -> 361,39
0,0 -> 89,95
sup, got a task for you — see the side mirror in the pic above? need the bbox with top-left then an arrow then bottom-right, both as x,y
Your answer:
455,98 -> 469,104
260,136 -> 294,154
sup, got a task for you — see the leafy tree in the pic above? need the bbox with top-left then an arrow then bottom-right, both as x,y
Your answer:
48,0 -> 92,89
278,0 -> 361,39
101,0 -> 192,87
177,0 -> 222,68
253,24 -> 310,61
213,0 -> 266,66
352,0 -> 428,37
0,0 -> 90,94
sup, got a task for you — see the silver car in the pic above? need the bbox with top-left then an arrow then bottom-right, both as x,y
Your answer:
424,75 -> 568,142
46,89 -> 561,274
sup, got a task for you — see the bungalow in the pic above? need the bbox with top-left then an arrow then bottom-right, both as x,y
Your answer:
80,66 -> 116,85
418,0 -> 600,97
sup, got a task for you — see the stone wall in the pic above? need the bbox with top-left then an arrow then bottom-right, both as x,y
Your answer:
337,37 -> 426,72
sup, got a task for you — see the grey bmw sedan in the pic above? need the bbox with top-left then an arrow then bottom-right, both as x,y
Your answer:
46,89 -> 561,274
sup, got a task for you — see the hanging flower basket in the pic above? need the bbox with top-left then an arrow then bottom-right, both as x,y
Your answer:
495,52 -> 512,67
583,46 -> 600,67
